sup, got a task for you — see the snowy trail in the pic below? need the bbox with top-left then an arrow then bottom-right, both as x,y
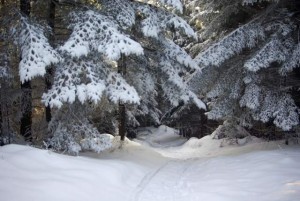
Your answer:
130,150 -> 300,201
132,158 -> 208,201
130,152 -> 300,201
1,126 -> 300,201
130,126 -> 300,201
133,160 -> 184,201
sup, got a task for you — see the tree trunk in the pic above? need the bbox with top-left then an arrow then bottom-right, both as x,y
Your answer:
0,88 -> 2,145
118,54 -> 126,141
20,0 -> 32,142
0,81 -> 12,145
20,81 -> 32,142
20,0 -> 30,16
45,0 -> 56,122
199,109 -> 207,137
119,103 -> 126,141
45,69 -> 53,122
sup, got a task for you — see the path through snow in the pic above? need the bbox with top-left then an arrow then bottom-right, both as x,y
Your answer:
132,151 -> 300,201
0,125 -> 300,201
131,126 -> 300,201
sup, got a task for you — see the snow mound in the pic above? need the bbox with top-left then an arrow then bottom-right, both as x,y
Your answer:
0,144 -> 164,201
155,134 -> 287,159
181,137 -> 202,148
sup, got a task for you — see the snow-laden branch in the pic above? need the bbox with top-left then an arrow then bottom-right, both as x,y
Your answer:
135,4 -> 197,39
101,0 -> 136,29
242,0 -> 279,5
194,22 -> 264,68
252,92 -> 299,131
244,38 -> 293,72
140,0 -> 183,13
42,59 -> 106,108
61,10 -> 143,60
239,83 -> 261,110
106,72 -> 140,104
163,39 -> 198,70
280,43 -> 300,75
11,17 -> 60,83
159,0 -> 183,13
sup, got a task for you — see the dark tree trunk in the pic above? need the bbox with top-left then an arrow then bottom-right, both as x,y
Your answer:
0,84 -> 5,141
20,0 -> 32,142
20,81 -> 32,142
199,109 -> 207,136
0,82 -> 11,145
20,0 -> 30,15
118,54 -> 126,141
0,94 -> 2,145
119,103 -> 126,141
45,69 -> 53,122
45,0 -> 56,122
47,0 -> 55,29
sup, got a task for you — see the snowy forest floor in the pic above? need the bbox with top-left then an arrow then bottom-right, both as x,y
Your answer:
1,126 -> 300,201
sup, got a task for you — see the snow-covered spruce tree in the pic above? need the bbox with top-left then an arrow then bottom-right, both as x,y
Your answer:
42,0 -> 205,152
189,0 -> 300,139
8,2 -> 61,142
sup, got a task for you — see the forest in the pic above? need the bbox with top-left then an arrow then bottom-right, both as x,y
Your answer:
1,0 -> 300,201
1,0 -> 300,153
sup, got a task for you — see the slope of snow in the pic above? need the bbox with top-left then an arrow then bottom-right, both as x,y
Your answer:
1,127 -> 300,201
0,143 -> 166,201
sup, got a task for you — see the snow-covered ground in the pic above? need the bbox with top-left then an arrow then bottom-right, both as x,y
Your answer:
1,125 -> 300,201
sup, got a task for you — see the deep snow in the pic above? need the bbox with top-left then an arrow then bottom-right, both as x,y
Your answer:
0,125 -> 300,201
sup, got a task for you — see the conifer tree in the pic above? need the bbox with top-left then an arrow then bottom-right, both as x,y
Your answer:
42,0 -> 204,152
9,0 -> 60,142
188,0 -> 300,138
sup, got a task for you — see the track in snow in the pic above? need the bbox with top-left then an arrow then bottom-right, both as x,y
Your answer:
132,158 -> 207,201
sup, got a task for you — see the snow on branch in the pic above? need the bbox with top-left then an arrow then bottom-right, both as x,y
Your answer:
206,98 -> 236,120
42,59 -> 106,108
106,72 -> 140,104
102,0 -> 136,29
135,4 -> 196,39
253,92 -> 299,131
11,17 -> 60,83
194,22 -> 265,68
162,79 -> 206,109
189,91 -> 206,109
61,10 -> 143,60
239,83 -> 261,110
159,0 -> 183,13
244,38 -> 293,72
163,39 -> 198,70
140,0 -> 183,13
135,5 -> 161,38
242,0 -> 279,5
273,94 -> 299,131
158,38 -> 205,109
280,43 -> 300,75
166,15 -> 197,39
161,60 -> 186,88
